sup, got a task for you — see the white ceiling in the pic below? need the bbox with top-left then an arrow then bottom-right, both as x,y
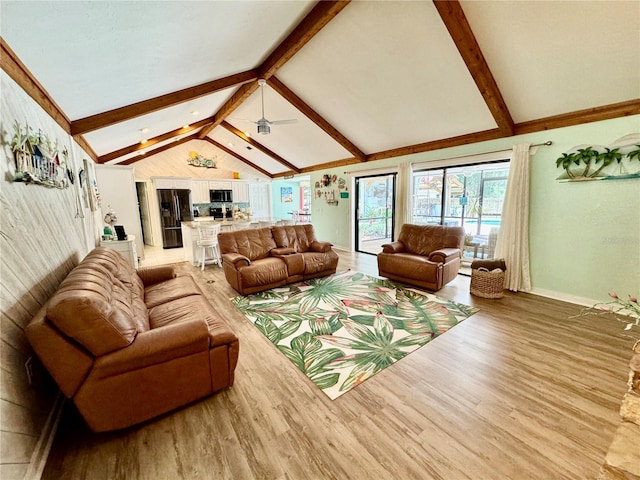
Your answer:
1,1 -> 639,177
462,0 -> 640,122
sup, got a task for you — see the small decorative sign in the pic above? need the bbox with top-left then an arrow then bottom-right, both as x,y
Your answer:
187,151 -> 216,168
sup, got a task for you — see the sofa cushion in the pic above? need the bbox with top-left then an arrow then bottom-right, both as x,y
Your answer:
302,251 -> 339,275
271,225 -> 316,253
377,252 -> 441,280
238,257 -> 288,289
397,224 -> 465,256
144,275 -> 203,308
218,227 -> 276,261
148,296 -> 239,348
47,262 -> 139,357
80,247 -> 149,332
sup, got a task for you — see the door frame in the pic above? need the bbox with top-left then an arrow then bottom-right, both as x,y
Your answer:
354,172 -> 396,255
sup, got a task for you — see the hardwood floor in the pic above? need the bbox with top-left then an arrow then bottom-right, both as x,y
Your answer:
41,250 -> 634,480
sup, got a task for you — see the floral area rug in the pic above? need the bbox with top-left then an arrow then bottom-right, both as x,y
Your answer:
231,270 -> 478,399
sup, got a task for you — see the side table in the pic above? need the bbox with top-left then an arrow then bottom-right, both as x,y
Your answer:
100,234 -> 138,268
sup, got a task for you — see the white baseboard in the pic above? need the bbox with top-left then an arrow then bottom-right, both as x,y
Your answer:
23,392 -> 65,480
529,288 -> 598,307
332,244 -> 351,252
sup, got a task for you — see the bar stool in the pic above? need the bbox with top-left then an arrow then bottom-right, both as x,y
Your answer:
197,224 -> 221,271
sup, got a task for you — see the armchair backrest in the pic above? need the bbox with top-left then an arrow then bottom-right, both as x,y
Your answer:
398,224 -> 465,256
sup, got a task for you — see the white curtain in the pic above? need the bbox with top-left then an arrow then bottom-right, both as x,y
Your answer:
394,162 -> 413,239
494,143 -> 532,292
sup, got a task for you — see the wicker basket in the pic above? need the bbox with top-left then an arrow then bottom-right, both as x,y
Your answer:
470,267 -> 505,299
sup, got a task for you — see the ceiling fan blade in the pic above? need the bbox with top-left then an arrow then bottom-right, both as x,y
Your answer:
269,119 -> 298,126
228,117 -> 256,124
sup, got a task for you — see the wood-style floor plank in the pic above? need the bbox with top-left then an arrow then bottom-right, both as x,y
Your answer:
41,251 -> 634,480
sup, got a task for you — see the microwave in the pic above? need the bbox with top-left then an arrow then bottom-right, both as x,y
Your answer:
210,189 -> 233,203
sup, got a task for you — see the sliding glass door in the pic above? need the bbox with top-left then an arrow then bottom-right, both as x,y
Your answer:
413,161 -> 509,271
355,174 -> 396,255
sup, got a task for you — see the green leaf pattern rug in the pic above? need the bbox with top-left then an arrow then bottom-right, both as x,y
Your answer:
231,270 -> 478,399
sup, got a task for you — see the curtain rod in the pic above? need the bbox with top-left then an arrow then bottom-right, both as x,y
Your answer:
343,141 -> 552,174
417,140 -> 553,165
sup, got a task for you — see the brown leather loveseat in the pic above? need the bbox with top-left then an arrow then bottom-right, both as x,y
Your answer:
377,224 -> 465,291
218,224 -> 339,295
26,247 -> 239,432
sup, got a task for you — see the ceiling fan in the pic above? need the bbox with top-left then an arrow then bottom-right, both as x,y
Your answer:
240,79 -> 298,135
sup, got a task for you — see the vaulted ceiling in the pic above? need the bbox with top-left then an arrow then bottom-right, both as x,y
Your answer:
2,1 -> 639,178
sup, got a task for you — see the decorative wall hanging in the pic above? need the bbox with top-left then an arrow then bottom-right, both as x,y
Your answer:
315,174 -> 347,206
10,121 -> 72,188
83,158 -> 100,211
187,151 -> 216,168
280,186 -> 293,203
556,133 -> 640,182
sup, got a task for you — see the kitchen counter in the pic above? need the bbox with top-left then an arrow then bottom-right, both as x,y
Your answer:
182,218 -> 254,229
181,219 -> 256,265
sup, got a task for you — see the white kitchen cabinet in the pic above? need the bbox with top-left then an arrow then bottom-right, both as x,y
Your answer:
153,177 -> 192,190
191,179 -> 210,204
209,181 -> 232,190
232,181 -> 249,203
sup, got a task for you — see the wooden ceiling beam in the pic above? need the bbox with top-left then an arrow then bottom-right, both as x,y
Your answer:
433,0 -> 515,137
198,81 -> 260,139
1,39 -> 100,162
514,99 -> 640,135
199,1 -> 351,139
98,117 -> 214,164
221,121 -> 301,173
268,76 -> 367,162
1,38 -> 70,133
202,137 -> 274,178
119,134 -> 198,166
70,70 -> 258,136
258,1 -> 351,79
367,129 -> 504,162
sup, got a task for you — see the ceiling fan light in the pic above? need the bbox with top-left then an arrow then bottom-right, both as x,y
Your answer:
257,123 -> 270,135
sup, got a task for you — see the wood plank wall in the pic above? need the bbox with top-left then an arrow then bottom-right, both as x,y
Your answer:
0,71 -> 100,479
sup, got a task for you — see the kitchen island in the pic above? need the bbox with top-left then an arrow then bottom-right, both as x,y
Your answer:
181,217 -> 258,266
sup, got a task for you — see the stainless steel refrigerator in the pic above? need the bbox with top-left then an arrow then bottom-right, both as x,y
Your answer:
157,189 -> 193,248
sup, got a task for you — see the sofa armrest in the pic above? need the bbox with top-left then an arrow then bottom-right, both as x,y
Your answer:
136,265 -> 176,286
429,248 -> 461,264
222,253 -> 251,268
271,247 -> 296,257
94,319 -> 210,378
310,241 -> 333,253
381,241 -> 405,254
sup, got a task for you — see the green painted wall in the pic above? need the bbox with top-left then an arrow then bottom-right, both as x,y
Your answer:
307,115 -> 640,304
271,179 -> 301,221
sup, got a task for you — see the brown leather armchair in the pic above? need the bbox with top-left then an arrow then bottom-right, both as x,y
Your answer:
377,224 -> 465,291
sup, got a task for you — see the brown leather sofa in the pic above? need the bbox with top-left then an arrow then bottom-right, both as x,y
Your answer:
377,224 -> 465,291
218,224 -> 339,295
25,247 -> 239,432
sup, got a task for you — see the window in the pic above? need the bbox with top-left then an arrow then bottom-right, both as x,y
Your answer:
413,161 -> 509,271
